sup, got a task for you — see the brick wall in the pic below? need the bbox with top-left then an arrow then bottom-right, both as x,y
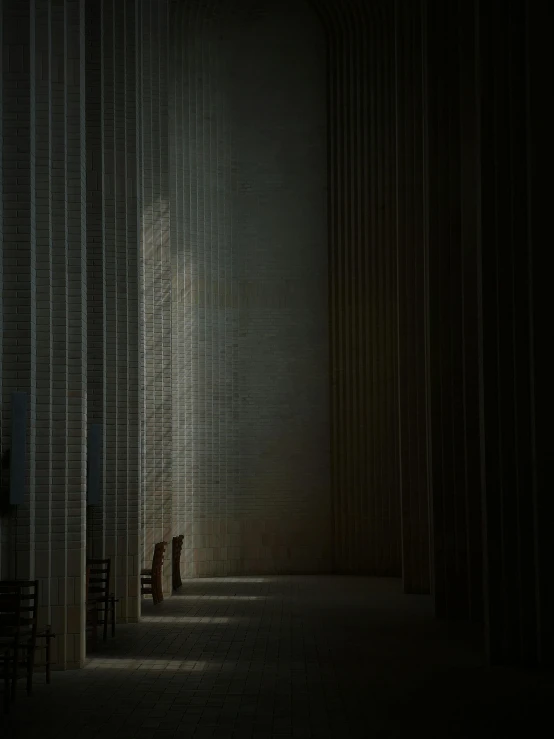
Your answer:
0,0 -> 87,667
2,0 -> 331,653
1,0 -> 38,587
1,1 -> 332,636
166,0 -> 330,577
86,0 -> 141,625
0,0 -> 140,666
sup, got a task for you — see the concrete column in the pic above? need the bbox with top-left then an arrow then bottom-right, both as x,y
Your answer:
85,0 -> 105,564
64,0 -> 87,668
86,0 -> 140,623
426,0 -> 483,622
0,0 -> 5,576
1,0 -> 37,583
34,0 -> 53,625
321,0 -> 402,575
395,0 -> 431,594
139,0 -> 173,592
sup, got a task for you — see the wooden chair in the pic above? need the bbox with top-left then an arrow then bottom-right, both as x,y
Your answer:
2,645 -> 12,714
0,583 -> 22,713
0,580 -> 55,692
172,535 -> 184,591
141,542 -> 167,605
35,623 -> 55,685
0,580 -> 39,698
85,565 -> 99,650
86,558 -> 118,642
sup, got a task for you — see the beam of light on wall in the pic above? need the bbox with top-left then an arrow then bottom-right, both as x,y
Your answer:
140,195 -> 174,563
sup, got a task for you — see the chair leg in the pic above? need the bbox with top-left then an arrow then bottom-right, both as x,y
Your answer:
111,597 -> 116,637
45,635 -> 51,685
88,608 -> 98,652
103,600 -> 109,642
27,647 -> 34,696
11,646 -> 18,701
93,609 -> 98,649
3,653 -> 10,715
3,679 -> 10,714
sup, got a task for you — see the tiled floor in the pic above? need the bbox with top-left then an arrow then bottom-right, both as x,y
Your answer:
1,577 -> 553,738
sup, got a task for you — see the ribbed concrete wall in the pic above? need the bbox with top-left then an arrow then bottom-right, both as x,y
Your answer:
526,0 -> 553,668
0,0 -> 6,576
1,0 -> 37,588
0,0 -> 141,665
1,0 -> 38,608
315,0 -> 404,576
395,0 -> 431,595
0,0 -> 88,668
425,0 -> 553,664
426,0 -> 484,621
34,0 -> 53,629
478,0 -> 552,665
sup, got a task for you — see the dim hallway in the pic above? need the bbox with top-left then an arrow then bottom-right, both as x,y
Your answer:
1,0 -> 553,731
2,576 -> 553,738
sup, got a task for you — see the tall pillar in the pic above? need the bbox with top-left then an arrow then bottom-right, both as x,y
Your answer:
0,0 -> 37,583
1,0 -> 87,668
527,0 -> 554,667
86,0 -> 140,622
47,0 -> 87,668
426,0 -> 483,622
0,0 -> 5,576
322,0 -> 402,575
85,0 -> 105,565
395,0 -> 431,594
64,0 -> 87,667
34,0 -> 53,626
479,0 -> 553,665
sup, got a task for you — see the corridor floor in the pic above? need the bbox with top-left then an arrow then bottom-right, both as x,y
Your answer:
1,577 -> 553,738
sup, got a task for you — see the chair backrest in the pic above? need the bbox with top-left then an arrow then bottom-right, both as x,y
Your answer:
86,559 -> 111,600
0,580 -> 38,641
172,535 -> 184,557
152,542 -> 167,571
172,535 -> 184,589
0,583 -> 23,646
